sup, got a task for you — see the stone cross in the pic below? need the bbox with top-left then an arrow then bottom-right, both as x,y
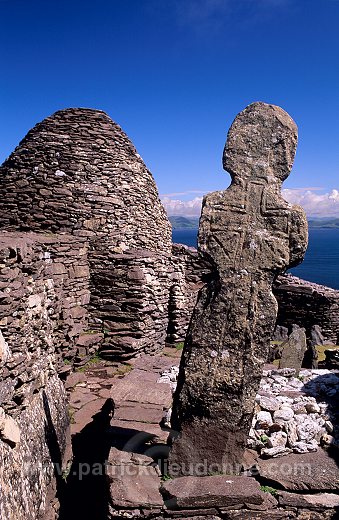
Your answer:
279,325 -> 307,375
168,102 -> 308,476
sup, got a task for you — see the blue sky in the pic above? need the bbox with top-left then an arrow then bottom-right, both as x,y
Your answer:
1,0 -> 339,216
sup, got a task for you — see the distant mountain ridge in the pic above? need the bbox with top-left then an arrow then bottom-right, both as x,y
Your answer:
169,216 -> 199,229
170,216 -> 339,230
308,218 -> 339,229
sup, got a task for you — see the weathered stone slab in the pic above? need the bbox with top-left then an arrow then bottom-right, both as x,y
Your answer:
296,511 -> 338,520
222,511 -> 295,520
106,448 -> 163,509
111,370 -> 173,407
279,325 -> 307,375
132,354 -> 180,373
161,475 -> 265,509
110,419 -> 169,443
166,507 -> 220,517
278,491 -> 339,510
169,102 -> 308,475
72,398 -> 105,435
65,371 -> 87,390
258,450 -> 339,491
114,403 -> 165,424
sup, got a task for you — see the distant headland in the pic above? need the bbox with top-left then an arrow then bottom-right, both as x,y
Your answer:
170,215 -> 339,230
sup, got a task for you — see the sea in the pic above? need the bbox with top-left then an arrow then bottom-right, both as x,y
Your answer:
172,228 -> 339,290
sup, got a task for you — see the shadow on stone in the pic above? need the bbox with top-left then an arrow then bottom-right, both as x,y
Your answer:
58,398 -> 114,520
302,373 -> 339,467
42,390 -> 66,514
109,424 -> 171,474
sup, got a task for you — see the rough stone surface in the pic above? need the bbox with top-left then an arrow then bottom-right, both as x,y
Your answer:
90,248 -> 172,359
161,475 -> 266,509
0,375 -> 71,520
169,102 -> 308,475
258,450 -> 339,491
274,274 -> 339,345
278,491 -> 339,510
0,414 -> 20,447
222,512 -> 296,520
279,325 -> 307,375
0,233 -> 90,372
106,448 -> 163,510
167,244 -> 212,344
0,233 -> 93,517
0,107 -> 173,360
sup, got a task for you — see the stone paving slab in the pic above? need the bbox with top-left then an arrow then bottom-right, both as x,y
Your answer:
106,448 -> 163,509
72,398 -> 105,435
110,372 -> 173,407
278,491 -> 339,510
114,403 -> 165,424
110,420 -> 169,444
222,511 -> 296,519
161,475 -> 265,509
131,354 -> 180,373
258,449 -> 339,491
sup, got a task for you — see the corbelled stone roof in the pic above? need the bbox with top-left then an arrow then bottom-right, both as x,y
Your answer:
0,108 -> 172,254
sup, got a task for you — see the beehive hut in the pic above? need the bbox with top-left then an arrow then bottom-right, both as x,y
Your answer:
0,108 -> 173,359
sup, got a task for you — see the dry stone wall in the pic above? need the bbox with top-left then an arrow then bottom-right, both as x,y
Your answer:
170,248 -> 339,346
0,107 -> 173,361
89,247 -> 172,359
167,244 -> 212,344
0,232 -> 91,519
274,274 -> 339,345
0,108 -> 171,255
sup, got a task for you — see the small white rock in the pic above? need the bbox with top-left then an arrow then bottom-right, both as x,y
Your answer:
297,417 -> 320,442
267,431 -> 287,448
256,411 -> 273,429
273,408 -> 294,423
258,395 -> 280,412
325,420 -> 334,433
0,416 -> 20,447
261,446 -> 292,458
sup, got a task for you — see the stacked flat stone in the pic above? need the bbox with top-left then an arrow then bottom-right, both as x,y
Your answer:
0,232 -> 91,519
170,251 -> 339,348
167,244 -> 212,344
89,247 -> 172,359
275,274 -> 339,345
0,108 -> 173,359
0,108 -> 171,253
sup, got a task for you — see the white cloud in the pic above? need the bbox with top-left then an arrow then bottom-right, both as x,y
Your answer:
162,188 -> 339,218
282,188 -> 339,217
161,190 -> 206,197
161,196 -> 204,217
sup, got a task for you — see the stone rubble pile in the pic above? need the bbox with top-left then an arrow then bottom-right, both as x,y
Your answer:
157,364 -> 179,391
158,365 -> 339,458
249,367 -> 339,457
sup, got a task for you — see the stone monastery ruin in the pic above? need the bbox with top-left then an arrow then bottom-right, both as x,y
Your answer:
0,105 -> 338,519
